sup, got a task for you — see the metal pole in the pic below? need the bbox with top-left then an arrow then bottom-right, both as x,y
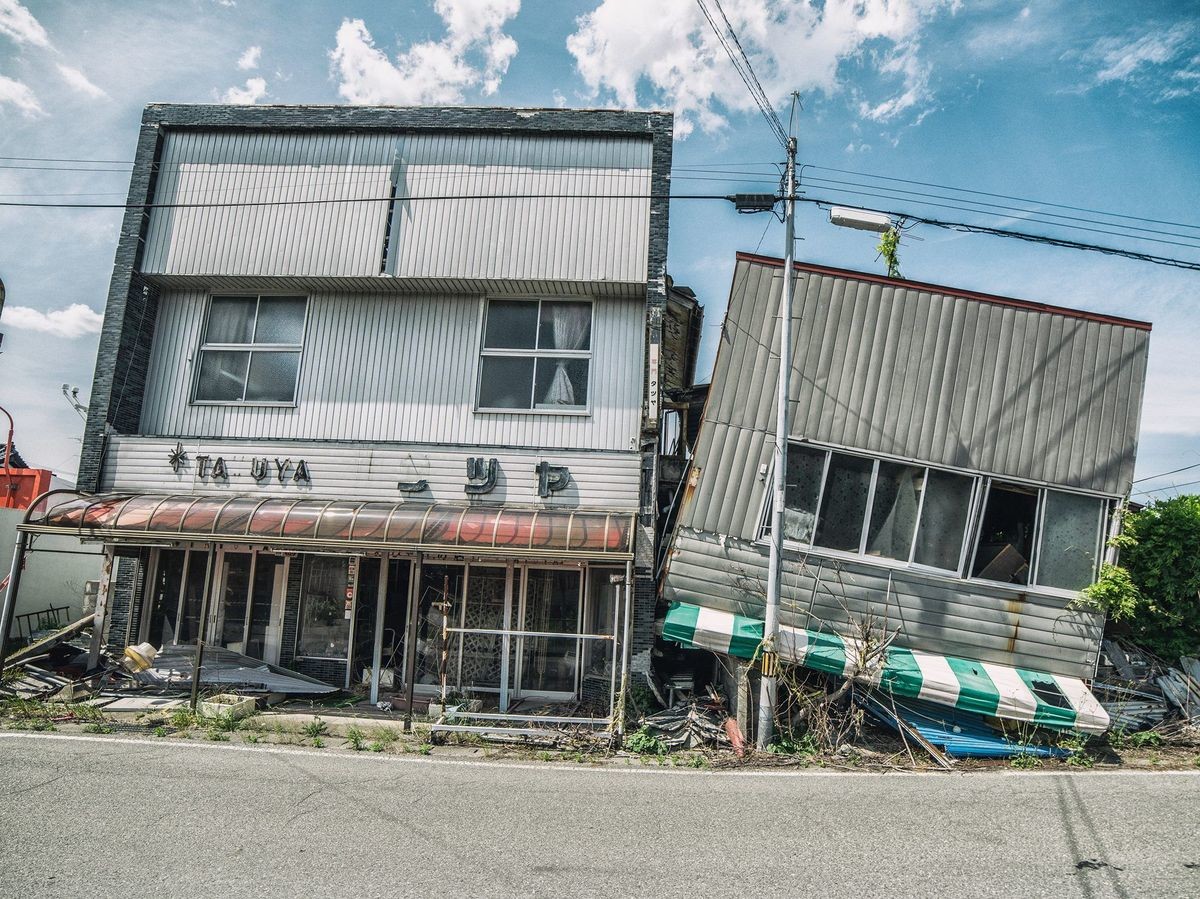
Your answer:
0,530 -> 28,665
369,557 -> 389,706
402,557 -> 421,732
616,561 -> 634,739
188,549 -> 218,711
756,128 -> 798,751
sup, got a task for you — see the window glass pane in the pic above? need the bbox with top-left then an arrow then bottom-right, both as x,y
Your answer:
912,469 -> 974,571
195,350 -> 249,401
245,351 -> 300,402
866,462 -> 924,560
460,567 -> 506,691
813,453 -> 874,551
524,569 -> 581,634
219,553 -> 253,648
147,550 -> 186,646
254,297 -> 305,344
1036,491 -> 1104,590
483,300 -> 538,349
478,356 -> 534,409
178,550 -> 211,644
782,445 -> 826,543
205,297 -> 256,344
296,557 -> 351,658
971,482 -> 1039,584
538,301 -> 591,351
534,357 -> 589,407
414,565 -> 464,685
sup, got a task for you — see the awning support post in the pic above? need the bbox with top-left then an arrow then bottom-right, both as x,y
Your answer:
189,549 -> 218,711
369,557 -> 389,706
87,549 -> 114,671
402,557 -> 421,732
615,560 -> 634,739
0,529 -> 29,666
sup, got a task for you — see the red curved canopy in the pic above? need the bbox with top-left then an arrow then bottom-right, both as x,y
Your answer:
22,493 -> 635,559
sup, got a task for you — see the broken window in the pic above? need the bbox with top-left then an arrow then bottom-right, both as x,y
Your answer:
971,482 -> 1039,584
1035,490 -> 1105,591
477,299 -> 591,411
911,469 -> 974,571
774,446 -> 974,573
295,557 -> 350,659
194,295 -> 306,404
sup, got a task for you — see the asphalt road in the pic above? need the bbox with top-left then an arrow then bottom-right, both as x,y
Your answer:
1,732 -> 1198,898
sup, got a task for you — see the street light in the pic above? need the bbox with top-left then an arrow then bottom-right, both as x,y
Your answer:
829,206 -> 893,233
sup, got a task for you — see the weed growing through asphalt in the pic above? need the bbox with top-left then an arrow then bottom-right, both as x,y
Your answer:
1129,730 -> 1165,749
207,730 -> 230,742
244,732 -> 261,744
345,726 -> 368,751
1057,733 -> 1096,768
170,709 -> 199,730
82,723 -> 114,734
416,743 -> 432,755
369,741 -> 385,752
370,726 -> 399,746
153,726 -> 167,738
302,718 -> 328,739
311,736 -> 325,749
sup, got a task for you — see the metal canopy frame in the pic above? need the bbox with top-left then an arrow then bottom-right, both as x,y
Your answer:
20,493 -> 636,560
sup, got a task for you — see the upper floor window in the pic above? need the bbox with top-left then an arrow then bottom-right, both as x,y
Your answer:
771,443 -> 1107,592
477,299 -> 591,412
193,295 -> 307,405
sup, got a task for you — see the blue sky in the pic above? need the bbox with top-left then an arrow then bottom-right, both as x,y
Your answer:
0,0 -> 1197,500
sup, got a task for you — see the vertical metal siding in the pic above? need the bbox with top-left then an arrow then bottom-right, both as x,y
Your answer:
141,130 -> 651,284
139,289 -> 644,452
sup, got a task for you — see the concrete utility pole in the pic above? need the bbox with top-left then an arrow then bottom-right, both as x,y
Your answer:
756,105 -> 798,751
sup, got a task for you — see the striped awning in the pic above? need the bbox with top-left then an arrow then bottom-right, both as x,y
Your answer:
662,601 -> 1109,735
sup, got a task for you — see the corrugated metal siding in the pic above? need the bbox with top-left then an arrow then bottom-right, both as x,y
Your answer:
141,130 -> 651,284
139,289 -> 644,451
664,529 -> 1105,679
102,436 -> 641,509
663,258 -> 1149,678
690,260 -> 1149,542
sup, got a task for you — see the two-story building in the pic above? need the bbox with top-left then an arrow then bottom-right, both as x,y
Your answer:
16,104 -> 684,726
661,254 -> 1151,735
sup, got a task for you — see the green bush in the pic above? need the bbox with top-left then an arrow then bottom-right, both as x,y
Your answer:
1074,497 -> 1200,660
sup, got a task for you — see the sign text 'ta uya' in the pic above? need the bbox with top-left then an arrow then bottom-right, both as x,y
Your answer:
167,442 -> 311,484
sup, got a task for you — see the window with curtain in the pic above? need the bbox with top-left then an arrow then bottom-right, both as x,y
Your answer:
477,299 -> 592,411
194,295 -> 307,404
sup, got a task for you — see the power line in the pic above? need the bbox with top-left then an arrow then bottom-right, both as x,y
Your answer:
0,192 -> 727,209
1134,477 -> 1200,496
695,0 -> 788,147
804,163 -> 1200,234
1133,461 -> 1200,483
798,195 -> 1200,272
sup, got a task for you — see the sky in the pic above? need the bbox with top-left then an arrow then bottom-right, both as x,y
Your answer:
0,0 -> 1197,501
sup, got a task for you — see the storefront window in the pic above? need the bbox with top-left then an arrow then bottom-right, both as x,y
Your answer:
295,557 -> 350,658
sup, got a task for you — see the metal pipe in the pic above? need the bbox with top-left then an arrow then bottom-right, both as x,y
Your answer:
402,557 -> 421,732
616,560 -> 634,738
188,549 -> 218,711
0,529 -> 29,665
0,404 -> 17,509
757,124 -> 798,751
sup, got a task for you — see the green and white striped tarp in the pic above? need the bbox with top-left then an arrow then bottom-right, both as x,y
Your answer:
662,601 -> 1109,735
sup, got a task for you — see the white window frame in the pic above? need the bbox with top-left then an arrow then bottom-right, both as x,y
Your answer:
473,296 -> 594,416
190,293 -> 309,407
759,441 -> 1113,598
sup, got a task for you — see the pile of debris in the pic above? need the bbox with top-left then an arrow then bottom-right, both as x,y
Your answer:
3,613 -> 336,712
1093,639 -> 1200,731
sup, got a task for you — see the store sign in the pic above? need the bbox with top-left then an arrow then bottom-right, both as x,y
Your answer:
166,442 -> 311,484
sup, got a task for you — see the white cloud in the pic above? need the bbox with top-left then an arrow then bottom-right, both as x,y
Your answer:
55,64 -> 108,100
237,45 -> 261,70
566,0 -> 956,138
3,304 -> 103,338
0,74 -> 42,116
1093,24 -> 1192,84
330,0 -> 520,105
222,76 -> 267,104
0,0 -> 49,47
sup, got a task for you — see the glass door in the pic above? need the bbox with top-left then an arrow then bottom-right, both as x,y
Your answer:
245,554 -> 285,664
457,566 -> 507,693
216,552 -> 253,653
512,568 -> 582,699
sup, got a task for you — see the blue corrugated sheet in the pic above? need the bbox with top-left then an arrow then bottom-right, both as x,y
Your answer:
864,694 -> 1071,759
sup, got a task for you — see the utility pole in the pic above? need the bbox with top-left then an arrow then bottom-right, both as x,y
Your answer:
756,100 -> 798,750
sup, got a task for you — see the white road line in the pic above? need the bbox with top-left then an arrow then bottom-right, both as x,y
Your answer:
3,731 -> 1199,779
